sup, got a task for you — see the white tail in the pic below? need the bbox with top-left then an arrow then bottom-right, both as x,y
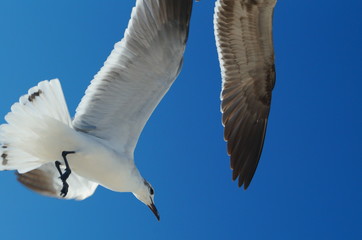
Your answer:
0,79 -> 73,173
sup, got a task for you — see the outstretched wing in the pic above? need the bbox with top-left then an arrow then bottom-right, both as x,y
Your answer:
214,0 -> 277,189
16,163 -> 98,200
72,0 -> 193,154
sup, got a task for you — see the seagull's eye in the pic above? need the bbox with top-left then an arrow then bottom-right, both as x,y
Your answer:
149,187 -> 154,195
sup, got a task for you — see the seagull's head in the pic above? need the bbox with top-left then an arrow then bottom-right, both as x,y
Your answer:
133,179 -> 160,221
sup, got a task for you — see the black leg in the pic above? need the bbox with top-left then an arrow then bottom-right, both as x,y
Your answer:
61,151 -> 74,181
55,151 -> 75,197
55,161 -> 62,176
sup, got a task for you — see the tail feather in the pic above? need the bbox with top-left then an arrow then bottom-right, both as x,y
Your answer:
0,79 -> 72,173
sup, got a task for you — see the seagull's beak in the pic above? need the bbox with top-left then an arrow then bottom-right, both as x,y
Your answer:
148,202 -> 160,221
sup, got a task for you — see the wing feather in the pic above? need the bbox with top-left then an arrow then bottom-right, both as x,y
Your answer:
214,0 -> 277,189
72,0 -> 193,153
16,163 -> 98,200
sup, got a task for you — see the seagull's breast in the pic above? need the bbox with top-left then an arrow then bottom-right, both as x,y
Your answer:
67,131 -> 140,193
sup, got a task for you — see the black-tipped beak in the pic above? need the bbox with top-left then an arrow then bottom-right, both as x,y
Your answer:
148,203 -> 160,221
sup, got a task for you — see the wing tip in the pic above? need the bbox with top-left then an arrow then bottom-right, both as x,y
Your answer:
232,171 -> 252,190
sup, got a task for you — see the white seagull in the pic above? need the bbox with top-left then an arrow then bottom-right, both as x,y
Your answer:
214,0 -> 277,189
0,0 -> 193,220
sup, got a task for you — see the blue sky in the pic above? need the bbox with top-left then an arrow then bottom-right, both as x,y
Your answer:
0,1 -> 361,239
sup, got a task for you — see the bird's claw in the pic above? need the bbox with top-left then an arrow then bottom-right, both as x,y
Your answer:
60,181 -> 69,197
55,151 -> 75,198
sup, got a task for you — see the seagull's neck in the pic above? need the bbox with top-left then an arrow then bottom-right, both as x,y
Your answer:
127,164 -> 146,193
98,160 -> 146,193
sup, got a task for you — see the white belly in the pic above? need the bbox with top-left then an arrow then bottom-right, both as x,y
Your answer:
68,132 -> 140,193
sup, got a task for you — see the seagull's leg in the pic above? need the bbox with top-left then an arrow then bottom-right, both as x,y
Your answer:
54,161 -> 68,197
55,151 -> 75,197
61,151 -> 74,180
55,161 -> 63,176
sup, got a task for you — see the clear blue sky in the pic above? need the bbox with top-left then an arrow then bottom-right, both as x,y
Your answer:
0,1 -> 361,239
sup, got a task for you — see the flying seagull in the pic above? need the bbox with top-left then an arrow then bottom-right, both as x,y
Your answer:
0,0 -> 193,221
214,0 -> 277,189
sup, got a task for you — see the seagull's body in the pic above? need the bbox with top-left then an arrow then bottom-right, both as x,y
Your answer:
214,0 -> 277,188
48,125 -> 138,193
0,0 -> 193,220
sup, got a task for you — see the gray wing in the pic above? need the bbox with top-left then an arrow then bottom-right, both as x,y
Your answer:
16,163 -> 98,200
72,0 -> 193,153
214,0 -> 277,189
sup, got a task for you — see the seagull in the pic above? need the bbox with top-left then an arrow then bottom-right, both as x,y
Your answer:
214,0 -> 277,189
0,0 -> 193,221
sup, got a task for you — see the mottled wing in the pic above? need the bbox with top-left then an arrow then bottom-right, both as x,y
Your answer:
72,0 -> 193,154
16,163 -> 98,200
214,0 -> 277,189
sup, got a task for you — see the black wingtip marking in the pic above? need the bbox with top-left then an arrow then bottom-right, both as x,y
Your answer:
1,153 -> 8,166
28,89 -> 43,102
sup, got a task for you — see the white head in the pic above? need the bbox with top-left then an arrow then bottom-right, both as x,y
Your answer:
133,179 -> 159,221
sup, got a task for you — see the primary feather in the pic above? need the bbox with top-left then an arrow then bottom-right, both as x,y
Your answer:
214,0 -> 277,189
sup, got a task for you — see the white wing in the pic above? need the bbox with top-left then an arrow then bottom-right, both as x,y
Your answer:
72,0 -> 193,153
214,0 -> 277,189
16,163 -> 98,200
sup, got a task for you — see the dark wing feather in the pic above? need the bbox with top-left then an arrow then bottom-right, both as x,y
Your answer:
16,163 -> 98,200
214,0 -> 276,189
